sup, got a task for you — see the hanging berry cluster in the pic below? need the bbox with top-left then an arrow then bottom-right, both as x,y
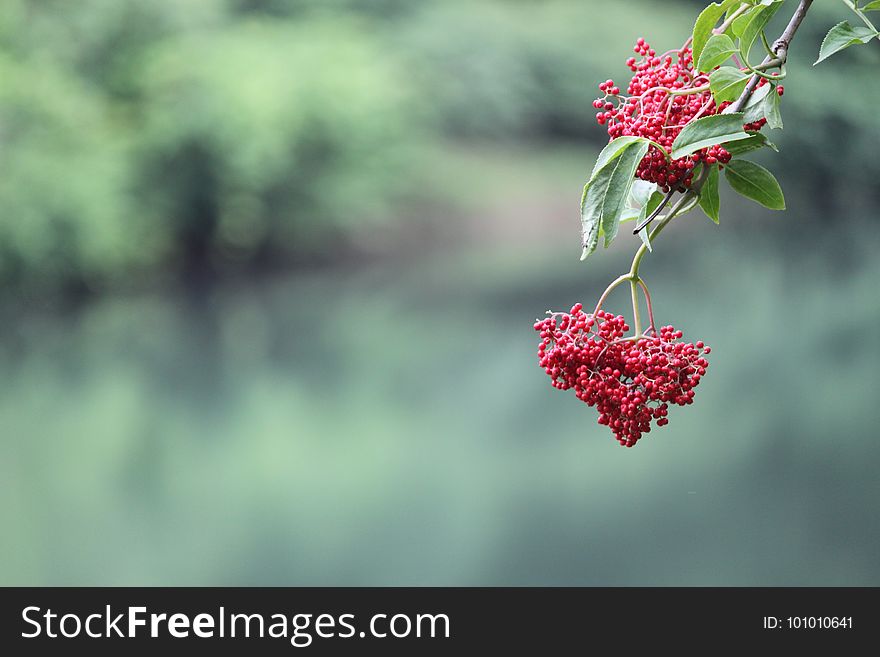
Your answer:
535,306 -> 710,447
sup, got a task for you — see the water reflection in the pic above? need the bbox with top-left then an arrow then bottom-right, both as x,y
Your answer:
2,235 -> 879,585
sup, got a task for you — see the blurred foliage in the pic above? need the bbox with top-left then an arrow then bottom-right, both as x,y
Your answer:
0,0 -> 421,294
0,0 -> 877,295
395,1 -> 686,139
0,54 -> 135,290
134,19 -> 419,274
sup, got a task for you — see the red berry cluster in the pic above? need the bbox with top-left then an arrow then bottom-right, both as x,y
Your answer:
534,303 -> 710,447
592,38 -> 773,192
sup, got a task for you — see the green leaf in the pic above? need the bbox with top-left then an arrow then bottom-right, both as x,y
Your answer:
814,21 -> 878,65
723,131 -> 777,155
731,5 -> 759,37
699,165 -> 720,223
741,80 -> 772,112
726,1 -> 766,20
742,86 -> 769,123
862,1 -> 880,11
601,142 -> 650,246
580,141 -> 650,258
619,182 -> 663,252
589,136 -> 649,182
637,189 -> 664,251
724,159 -> 785,210
698,34 -> 739,71
630,179 -> 658,207
671,112 -> 751,159
692,0 -> 740,64
643,189 -> 666,218
742,86 -> 782,129
740,1 -> 783,58
637,225 -> 652,251
709,66 -> 749,103
764,89 -> 782,129
614,180 -> 656,227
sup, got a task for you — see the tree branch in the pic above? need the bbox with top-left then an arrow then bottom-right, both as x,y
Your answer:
728,0 -> 814,116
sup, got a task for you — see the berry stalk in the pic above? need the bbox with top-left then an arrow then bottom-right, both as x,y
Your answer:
630,279 -> 643,338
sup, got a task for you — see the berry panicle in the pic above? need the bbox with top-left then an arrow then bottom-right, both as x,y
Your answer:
534,303 -> 710,447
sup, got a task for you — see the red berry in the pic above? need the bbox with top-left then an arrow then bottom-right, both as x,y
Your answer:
534,308 -> 710,447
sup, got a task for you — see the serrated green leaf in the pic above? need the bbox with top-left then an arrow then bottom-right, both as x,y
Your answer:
724,131 -> 777,155
692,0 -> 740,64
638,190 -> 665,251
709,66 -> 750,103
742,85 -> 770,123
637,225 -> 652,251
698,34 -> 739,71
644,190 -> 666,218
864,1 -> 880,10
727,2 -> 765,19
601,142 -> 649,246
740,1 -> 782,58
764,89 -> 782,129
742,86 -> 782,128
731,5 -> 759,37
724,159 -> 785,210
671,112 -> 751,159
589,136 -> 647,182
614,180 -> 657,226
814,21 -> 878,65
699,165 -> 720,223
628,180 -> 658,214
620,185 -> 662,252
742,81 -> 772,112
580,141 -> 649,258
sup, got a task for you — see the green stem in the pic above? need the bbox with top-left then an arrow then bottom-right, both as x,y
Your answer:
628,191 -> 699,281
591,273 -> 632,318
589,191 -> 699,332
741,56 -> 786,80
760,30 -> 776,59
630,279 -> 643,337
754,57 -> 785,71
637,279 -> 657,334
842,0 -> 880,33
714,3 -> 751,36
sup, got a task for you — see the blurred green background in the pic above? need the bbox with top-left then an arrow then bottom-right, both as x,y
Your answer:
2,0 -> 879,585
